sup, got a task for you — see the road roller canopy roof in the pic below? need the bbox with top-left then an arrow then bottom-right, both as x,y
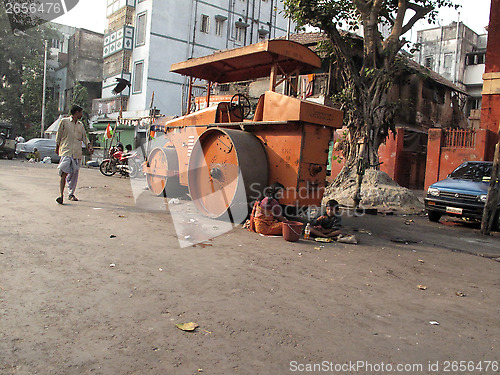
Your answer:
170,39 -> 322,83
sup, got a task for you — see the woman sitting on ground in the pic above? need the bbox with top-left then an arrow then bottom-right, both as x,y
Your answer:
250,182 -> 287,236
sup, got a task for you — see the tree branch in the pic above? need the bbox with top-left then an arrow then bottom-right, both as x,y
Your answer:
401,2 -> 433,35
382,0 -> 406,52
353,0 -> 370,15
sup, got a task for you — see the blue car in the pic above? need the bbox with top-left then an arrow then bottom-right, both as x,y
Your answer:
425,161 -> 499,228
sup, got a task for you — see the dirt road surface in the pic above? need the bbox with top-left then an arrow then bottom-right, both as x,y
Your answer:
1,160 -> 499,375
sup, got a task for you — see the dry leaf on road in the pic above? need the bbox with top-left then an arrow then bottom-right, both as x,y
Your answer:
176,322 -> 199,331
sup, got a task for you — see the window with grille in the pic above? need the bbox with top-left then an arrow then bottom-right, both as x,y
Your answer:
133,61 -> 144,94
136,12 -> 147,46
235,25 -> 245,42
466,53 -> 486,66
201,15 -> 210,33
215,19 -> 224,36
424,56 -> 432,69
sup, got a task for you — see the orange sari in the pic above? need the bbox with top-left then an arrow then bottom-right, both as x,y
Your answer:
249,199 -> 282,236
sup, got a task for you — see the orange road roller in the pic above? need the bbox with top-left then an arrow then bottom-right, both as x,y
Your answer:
143,39 -> 344,219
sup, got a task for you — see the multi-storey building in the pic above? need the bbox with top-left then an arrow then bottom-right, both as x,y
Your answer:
46,23 -> 77,113
413,21 -> 488,124
92,0 -> 292,120
45,23 -> 103,117
65,29 -> 104,112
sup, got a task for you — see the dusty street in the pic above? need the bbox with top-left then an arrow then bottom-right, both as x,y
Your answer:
1,159 -> 499,375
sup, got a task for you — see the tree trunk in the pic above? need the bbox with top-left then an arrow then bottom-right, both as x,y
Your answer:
333,82 -> 388,188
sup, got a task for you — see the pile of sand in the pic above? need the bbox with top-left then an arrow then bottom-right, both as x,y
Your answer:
324,169 -> 424,213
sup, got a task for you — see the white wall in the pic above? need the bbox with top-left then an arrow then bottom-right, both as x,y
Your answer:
143,0 -> 292,116
464,64 -> 485,86
127,0 -> 153,114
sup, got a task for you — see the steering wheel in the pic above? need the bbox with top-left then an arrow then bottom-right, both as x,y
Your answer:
229,93 -> 251,120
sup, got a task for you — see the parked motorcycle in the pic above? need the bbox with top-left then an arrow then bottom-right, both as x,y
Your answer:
99,146 -> 141,178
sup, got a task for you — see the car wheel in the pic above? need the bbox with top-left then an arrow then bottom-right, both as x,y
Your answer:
428,210 -> 442,222
0,135 -> 5,148
7,152 -> 14,160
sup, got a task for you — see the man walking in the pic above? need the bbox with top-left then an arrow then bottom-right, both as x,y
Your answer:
55,105 -> 93,204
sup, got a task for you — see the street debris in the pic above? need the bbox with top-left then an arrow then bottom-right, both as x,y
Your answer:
337,234 -> 358,244
176,322 -> 198,331
110,234 -> 117,238
356,229 -> 372,235
455,292 -> 466,297
193,243 -> 213,248
390,237 -> 418,244
109,263 -> 116,268
404,219 -> 414,225
429,321 -> 440,325
315,237 -> 333,243
418,260 -> 425,263
168,198 -> 180,205
417,285 -> 427,290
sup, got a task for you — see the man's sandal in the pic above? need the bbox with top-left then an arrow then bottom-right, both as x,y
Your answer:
56,196 -> 63,205
68,195 -> 79,201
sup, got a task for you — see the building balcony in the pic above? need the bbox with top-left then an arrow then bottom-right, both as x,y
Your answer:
103,25 -> 134,59
92,97 -> 129,117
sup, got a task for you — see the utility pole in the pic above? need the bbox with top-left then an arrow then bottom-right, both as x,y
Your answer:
481,125 -> 500,235
41,40 -> 48,138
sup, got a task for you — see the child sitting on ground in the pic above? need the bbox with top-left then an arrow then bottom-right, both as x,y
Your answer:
29,148 -> 41,162
309,199 -> 342,238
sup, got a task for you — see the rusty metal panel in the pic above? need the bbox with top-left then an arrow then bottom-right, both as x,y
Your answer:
170,40 -> 321,83
251,124 -> 302,206
261,91 -> 343,128
300,124 -> 332,163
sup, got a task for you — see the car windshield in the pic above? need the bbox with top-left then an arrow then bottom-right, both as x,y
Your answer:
449,163 -> 494,181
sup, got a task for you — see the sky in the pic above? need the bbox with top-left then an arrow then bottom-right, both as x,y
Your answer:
53,0 -> 491,36
53,0 -> 107,33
